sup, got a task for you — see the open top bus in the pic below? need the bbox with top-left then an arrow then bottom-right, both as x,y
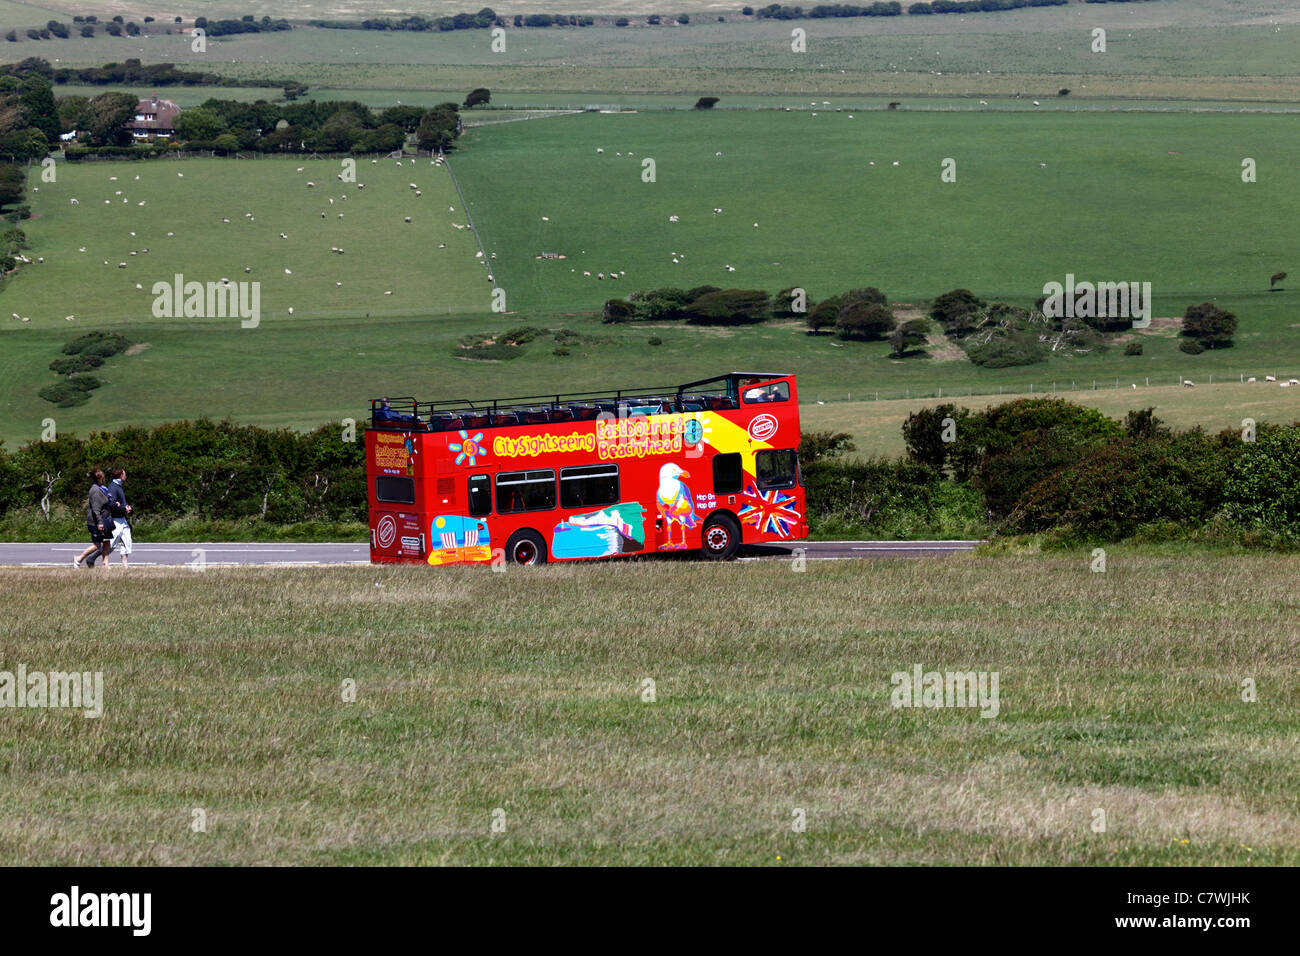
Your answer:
364,372 -> 808,565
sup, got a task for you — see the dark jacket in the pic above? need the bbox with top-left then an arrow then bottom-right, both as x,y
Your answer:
107,479 -> 130,526
86,484 -> 112,529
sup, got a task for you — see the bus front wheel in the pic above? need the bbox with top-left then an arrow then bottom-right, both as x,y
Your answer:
505,530 -> 547,566
700,514 -> 741,561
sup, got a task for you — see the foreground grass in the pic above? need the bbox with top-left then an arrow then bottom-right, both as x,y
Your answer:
0,553 -> 1296,865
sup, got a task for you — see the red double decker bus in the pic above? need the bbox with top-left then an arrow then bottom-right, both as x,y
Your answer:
364,372 -> 808,565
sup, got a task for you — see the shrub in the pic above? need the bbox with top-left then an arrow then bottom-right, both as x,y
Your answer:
798,430 -> 857,465
1179,339 -> 1205,355
49,355 -> 104,374
889,318 -> 930,357
1224,425 -> 1300,538
930,288 -> 985,335
835,300 -> 895,341
63,331 -> 128,356
615,17 -> 629,26
1124,341 -> 1143,356
902,403 -> 977,479
602,298 -> 634,323
1005,430 -> 1242,541
647,335 -> 662,346
773,286 -> 810,317
1181,301 -> 1237,348
683,288 -> 770,325
805,296 -> 840,333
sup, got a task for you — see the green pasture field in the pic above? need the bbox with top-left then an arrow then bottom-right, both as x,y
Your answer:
456,109 -> 1298,311
1,553 -> 1297,864
6,155 -> 486,327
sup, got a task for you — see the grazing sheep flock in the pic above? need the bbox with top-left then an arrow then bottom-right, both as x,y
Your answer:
10,155 -> 486,324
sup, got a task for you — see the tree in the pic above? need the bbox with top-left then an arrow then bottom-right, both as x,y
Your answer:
1181,302 -> 1237,348
80,25 -> 94,37
463,88 -> 490,108
805,296 -> 841,334
416,104 -> 459,152
929,288 -> 985,336
174,106 -> 227,142
889,318 -> 930,357
84,91 -> 137,146
835,300 -> 895,341
20,75 -> 59,144
694,96 -> 719,109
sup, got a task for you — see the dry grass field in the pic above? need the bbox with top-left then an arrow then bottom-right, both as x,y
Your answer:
1,553 -> 1296,865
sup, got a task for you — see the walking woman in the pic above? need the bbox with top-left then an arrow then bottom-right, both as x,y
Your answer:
73,469 -> 112,570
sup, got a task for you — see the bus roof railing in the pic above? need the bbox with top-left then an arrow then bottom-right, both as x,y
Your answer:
366,373 -> 793,431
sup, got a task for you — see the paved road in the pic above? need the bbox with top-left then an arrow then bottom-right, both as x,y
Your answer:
1,540 -> 980,567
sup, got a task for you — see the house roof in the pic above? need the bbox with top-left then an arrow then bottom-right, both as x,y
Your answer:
127,97 -> 182,131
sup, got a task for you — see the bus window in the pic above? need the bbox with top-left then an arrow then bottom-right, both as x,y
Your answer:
376,475 -> 416,505
560,463 -> 619,509
754,449 -> 798,491
742,381 -> 789,404
713,453 -> 743,495
496,470 -> 556,514
467,474 -> 492,517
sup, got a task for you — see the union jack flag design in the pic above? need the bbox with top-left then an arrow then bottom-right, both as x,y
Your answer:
738,483 -> 800,538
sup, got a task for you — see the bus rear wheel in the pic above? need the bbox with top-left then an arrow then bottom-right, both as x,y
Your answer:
701,514 -> 741,561
505,530 -> 547,566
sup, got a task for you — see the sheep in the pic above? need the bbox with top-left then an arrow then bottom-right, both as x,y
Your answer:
979,100 -> 988,105
1290,379 -> 1300,386
416,191 -> 421,197
178,172 -> 184,177
409,183 -> 417,189
69,198 -> 79,205
404,217 -> 412,223
384,290 -> 393,295
118,262 -> 126,268
725,265 -> 736,272
357,183 -> 364,189
288,308 -> 294,315
542,216 -> 550,221
1282,382 -> 1292,388
597,273 -> 604,280
596,148 -> 604,153
297,167 -> 304,172
1248,377 -> 1257,383
79,247 -> 86,252
135,284 -> 143,290
439,244 -> 446,249
109,177 -> 117,182
322,212 -> 326,218
1266,375 -> 1277,382
584,271 -> 591,277
669,215 -> 679,222
1032,100 -> 1040,106
336,282 -> 342,287
338,213 -> 344,219
307,182 -> 315,187
715,151 -> 722,157
1182,380 -> 1195,388
284,269 -> 292,275
222,218 -> 231,223
245,267 -> 251,273
280,233 -> 288,239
